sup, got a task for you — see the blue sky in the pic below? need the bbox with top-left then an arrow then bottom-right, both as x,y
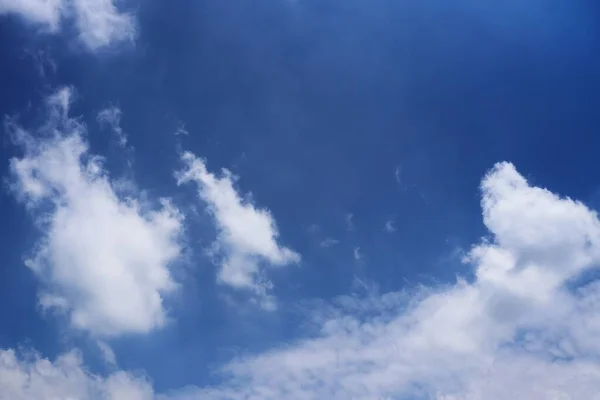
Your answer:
1,0 -> 600,399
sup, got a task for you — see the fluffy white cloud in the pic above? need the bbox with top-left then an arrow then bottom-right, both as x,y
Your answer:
176,152 -> 300,305
0,0 -> 63,30
0,349 -> 153,400
8,87 -> 183,337
97,106 -> 127,146
185,162 -> 600,400
71,0 -> 135,50
0,0 -> 134,50
5,161 -> 600,399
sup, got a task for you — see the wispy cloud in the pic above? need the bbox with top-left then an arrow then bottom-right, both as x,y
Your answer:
96,341 -> 116,366
345,212 -> 355,231
306,223 -> 320,234
353,246 -> 362,261
320,238 -> 339,248
0,0 -> 135,50
22,49 -> 57,78
174,123 -> 189,136
384,218 -> 396,233
176,152 -> 300,308
394,165 -> 402,184
8,87 -> 183,337
97,106 -> 127,147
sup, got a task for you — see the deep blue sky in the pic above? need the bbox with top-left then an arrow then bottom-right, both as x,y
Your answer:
1,0 -> 600,394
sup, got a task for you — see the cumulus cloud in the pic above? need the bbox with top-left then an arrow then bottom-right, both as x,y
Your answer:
0,0 -> 63,31
8,87 -> 183,337
97,106 -> 127,146
188,162 -> 600,400
5,161 -> 600,399
0,0 -> 134,50
176,152 -> 300,304
71,0 -> 135,50
0,349 -> 153,400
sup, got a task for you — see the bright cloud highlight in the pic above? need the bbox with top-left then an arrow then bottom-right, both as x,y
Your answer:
176,152 -> 300,306
8,87 -> 183,337
5,115 -> 600,398
188,162 -> 600,400
0,0 -> 135,49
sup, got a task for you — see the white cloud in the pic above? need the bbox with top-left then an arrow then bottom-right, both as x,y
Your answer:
186,162 -> 600,400
97,341 -> 117,366
176,152 -> 300,304
353,246 -> 362,261
0,348 -> 153,400
345,213 -> 355,231
174,123 -> 189,136
320,238 -> 339,248
8,87 -> 183,337
5,161 -> 600,399
0,0 -> 63,31
0,0 -> 134,50
71,0 -> 135,50
384,218 -> 396,233
394,165 -> 402,184
97,106 -> 127,147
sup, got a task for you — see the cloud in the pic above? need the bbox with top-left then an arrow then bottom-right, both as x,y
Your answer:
0,348 -> 153,400
187,162 -> 600,399
0,0 -> 63,31
345,213 -> 355,231
353,246 -> 362,261
384,218 -> 396,233
176,152 -> 300,305
97,106 -> 127,147
0,0 -> 134,50
8,87 -> 183,337
71,0 -> 135,50
23,48 -> 58,78
5,161 -> 600,399
320,238 -> 339,248
97,341 -> 117,366
394,165 -> 402,184
174,123 -> 189,136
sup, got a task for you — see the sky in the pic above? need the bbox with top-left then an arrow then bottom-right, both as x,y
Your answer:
0,0 -> 600,399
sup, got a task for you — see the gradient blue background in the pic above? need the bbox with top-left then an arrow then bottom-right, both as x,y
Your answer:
1,0 -> 599,391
